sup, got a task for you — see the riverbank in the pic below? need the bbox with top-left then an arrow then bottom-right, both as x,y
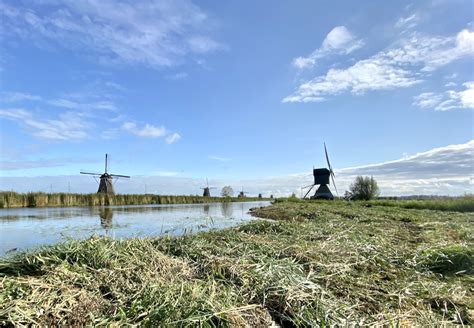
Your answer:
0,191 -> 268,208
1,201 -> 473,326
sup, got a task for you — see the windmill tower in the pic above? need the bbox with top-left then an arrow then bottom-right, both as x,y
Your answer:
201,178 -> 216,197
302,143 -> 338,200
237,186 -> 248,198
80,154 -> 130,194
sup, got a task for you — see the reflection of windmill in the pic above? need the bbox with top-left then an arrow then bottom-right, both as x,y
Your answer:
80,154 -> 130,194
237,186 -> 248,198
302,143 -> 338,200
201,178 -> 216,197
99,207 -> 113,233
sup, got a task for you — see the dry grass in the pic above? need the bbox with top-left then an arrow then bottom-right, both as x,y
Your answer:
1,201 -> 473,326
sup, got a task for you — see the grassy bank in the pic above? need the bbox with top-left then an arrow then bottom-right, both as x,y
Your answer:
368,195 -> 474,213
0,192 -> 266,208
1,201 -> 473,326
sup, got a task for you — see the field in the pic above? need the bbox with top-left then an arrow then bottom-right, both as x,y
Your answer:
368,195 -> 474,213
0,192 -> 266,208
1,200 -> 473,326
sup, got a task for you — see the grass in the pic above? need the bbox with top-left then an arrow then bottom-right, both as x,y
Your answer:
368,195 -> 474,213
1,200 -> 473,326
0,191 -> 266,208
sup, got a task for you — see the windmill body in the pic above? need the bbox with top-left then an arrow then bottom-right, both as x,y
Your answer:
238,186 -> 248,198
302,144 -> 338,200
201,179 -> 215,197
80,154 -> 130,194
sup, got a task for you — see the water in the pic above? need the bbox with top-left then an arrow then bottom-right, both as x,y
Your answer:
0,201 -> 270,256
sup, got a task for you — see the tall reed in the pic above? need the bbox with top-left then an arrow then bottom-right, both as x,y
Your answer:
0,192 -> 267,208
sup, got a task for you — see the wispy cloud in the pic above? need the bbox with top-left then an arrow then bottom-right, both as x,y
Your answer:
209,155 -> 230,162
165,132 -> 181,144
167,72 -> 189,80
292,26 -> 364,69
0,108 -> 89,140
122,122 -> 166,138
0,0 -> 222,68
121,121 -> 181,144
413,82 -> 474,111
0,157 -> 93,171
48,98 -> 116,111
285,29 -> 474,103
3,141 -> 472,196
0,92 -> 41,102
395,14 -> 420,30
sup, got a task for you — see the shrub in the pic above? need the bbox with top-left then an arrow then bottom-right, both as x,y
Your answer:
348,176 -> 379,200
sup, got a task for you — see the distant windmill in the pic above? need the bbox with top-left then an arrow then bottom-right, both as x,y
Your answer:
237,186 -> 248,198
301,143 -> 338,200
80,154 -> 130,194
201,178 -> 216,197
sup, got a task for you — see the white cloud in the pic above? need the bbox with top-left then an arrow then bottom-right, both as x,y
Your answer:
0,92 -> 41,102
49,98 -> 116,111
165,132 -> 181,144
209,155 -> 230,162
445,82 -> 457,87
413,82 -> 474,111
395,14 -> 420,30
0,0 -> 222,68
292,26 -> 364,69
0,108 -> 89,140
122,122 -> 166,138
2,141 -> 472,196
167,72 -> 189,80
285,29 -> 474,102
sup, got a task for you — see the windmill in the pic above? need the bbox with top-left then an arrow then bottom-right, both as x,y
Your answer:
237,186 -> 248,198
200,178 -> 216,197
80,154 -> 130,194
302,143 -> 338,200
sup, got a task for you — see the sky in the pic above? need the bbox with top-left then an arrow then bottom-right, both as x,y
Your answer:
0,0 -> 473,196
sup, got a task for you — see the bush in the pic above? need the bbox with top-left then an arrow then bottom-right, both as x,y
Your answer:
348,176 -> 379,200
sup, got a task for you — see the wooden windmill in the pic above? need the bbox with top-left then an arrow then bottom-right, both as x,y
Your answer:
201,178 -> 216,197
237,186 -> 248,198
302,143 -> 338,200
80,154 -> 130,194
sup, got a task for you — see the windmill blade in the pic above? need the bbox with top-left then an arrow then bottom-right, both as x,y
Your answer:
303,185 -> 315,199
301,184 -> 314,189
324,142 -> 332,172
110,174 -> 130,178
330,171 -> 339,197
80,171 -> 101,176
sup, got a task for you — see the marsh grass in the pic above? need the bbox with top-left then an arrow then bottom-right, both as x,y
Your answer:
1,201 -> 473,326
0,192 -> 265,208
368,195 -> 474,212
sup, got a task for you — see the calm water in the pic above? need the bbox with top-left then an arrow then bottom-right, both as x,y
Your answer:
0,201 -> 270,256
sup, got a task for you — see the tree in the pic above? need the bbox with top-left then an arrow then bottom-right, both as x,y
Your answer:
221,186 -> 234,197
348,176 -> 379,200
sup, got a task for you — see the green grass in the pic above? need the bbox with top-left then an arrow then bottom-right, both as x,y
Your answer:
368,195 -> 474,212
1,201 -> 473,326
0,191 -> 267,208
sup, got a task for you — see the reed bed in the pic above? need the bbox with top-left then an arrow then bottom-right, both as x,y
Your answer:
1,201 -> 473,326
0,192 -> 265,208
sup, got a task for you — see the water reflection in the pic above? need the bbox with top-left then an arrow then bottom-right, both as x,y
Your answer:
221,202 -> 233,218
99,207 -> 113,233
203,204 -> 210,216
0,201 -> 270,256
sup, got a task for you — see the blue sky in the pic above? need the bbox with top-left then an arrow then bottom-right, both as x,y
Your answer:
0,0 -> 473,196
